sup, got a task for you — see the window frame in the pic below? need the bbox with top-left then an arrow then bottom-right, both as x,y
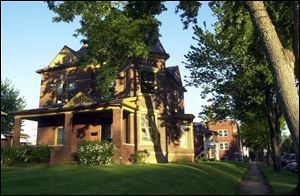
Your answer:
219,142 -> 229,150
55,126 -> 64,146
55,81 -> 64,105
66,81 -> 76,101
140,112 -> 158,144
139,68 -> 156,95
180,124 -> 191,148
218,129 -> 228,137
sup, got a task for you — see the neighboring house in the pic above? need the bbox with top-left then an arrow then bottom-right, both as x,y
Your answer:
194,122 -> 219,160
1,111 -> 31,148
1,111 -> 11,149
208,120 -> 241,160
10,40 -> 195,165
20,133 -> 31,145
1,132 -> 31,149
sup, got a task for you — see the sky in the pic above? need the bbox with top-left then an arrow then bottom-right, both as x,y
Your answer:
1,1 -> 217,143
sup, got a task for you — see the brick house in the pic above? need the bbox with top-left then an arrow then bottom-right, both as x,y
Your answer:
208,120 -> 241,160
10,40 -> 195,165
194,120 -> 241,161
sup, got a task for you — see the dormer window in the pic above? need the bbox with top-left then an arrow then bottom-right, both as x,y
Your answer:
140,69 -> 155,94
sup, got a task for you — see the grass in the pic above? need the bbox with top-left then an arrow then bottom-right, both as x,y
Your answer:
257,162 -> 298,195
1,161 -> 249,195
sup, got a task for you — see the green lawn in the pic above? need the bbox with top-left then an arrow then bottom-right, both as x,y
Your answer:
257,162 -> 298,195
1,161 -> 249,195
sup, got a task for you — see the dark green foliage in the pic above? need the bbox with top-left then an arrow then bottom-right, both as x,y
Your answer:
239,112 -> 270,156
129,149 -> 150,164
1,145 -> 51,165
175,1 -> 202,29
1,79 -> 26,133
184,1 -> 292,124
280,135 -> 295,154
77,140 -> 115,165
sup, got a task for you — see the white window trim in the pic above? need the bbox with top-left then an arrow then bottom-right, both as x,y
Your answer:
139,66 -> 157,95
218,129 -> 228,137
219,142 -> 229,150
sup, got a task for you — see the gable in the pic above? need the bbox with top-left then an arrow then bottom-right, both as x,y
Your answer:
48,46 -> 78,68
63,92 -> 97,108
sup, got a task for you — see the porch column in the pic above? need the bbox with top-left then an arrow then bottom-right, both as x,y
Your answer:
112,108 -> 123,163
12,117 -> 22,146
129,113 -> 135,144
63,112 -> 73,151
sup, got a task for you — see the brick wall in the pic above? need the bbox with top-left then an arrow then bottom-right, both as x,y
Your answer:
208,120 -> 240,160
39,66 -> 98,107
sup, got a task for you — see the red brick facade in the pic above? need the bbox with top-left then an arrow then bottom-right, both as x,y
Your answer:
208,120 -> 241,160
11,42 -> 195,165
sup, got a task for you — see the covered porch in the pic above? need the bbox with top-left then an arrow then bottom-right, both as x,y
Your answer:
10,100 -> 137,165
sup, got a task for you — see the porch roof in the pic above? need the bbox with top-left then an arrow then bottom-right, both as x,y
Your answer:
9,99 -> 137,118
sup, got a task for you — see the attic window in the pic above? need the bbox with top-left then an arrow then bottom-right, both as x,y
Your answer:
140,70 -> 155,94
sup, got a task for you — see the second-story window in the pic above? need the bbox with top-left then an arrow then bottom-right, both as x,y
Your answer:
55,81 -> 76,104
218,129 -> 228,137
140,69 -> 155,94
56,82 -> 64,104
67,82 -> 76,100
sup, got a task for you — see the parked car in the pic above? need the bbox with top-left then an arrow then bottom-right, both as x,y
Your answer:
286,161 -> 298,173
281,153 -> 296,167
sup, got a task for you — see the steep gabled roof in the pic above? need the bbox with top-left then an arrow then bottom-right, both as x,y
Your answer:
166,66 -> 187,92
36,45 -> 82,73
166,66 -> 182,85
37,39 -> 168,74
150,39 -> 169,56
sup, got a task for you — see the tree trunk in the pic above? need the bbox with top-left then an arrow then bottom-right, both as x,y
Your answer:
265,87 -> 281,171
266,142 -> 271,166
246,0 -> 299,175
293,1 -> 299,81
258,144 -> 264,161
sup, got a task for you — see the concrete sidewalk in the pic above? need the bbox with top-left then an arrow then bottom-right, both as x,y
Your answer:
238,161 -> 272,195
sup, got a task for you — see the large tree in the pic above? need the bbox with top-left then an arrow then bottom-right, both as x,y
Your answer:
245,1 -> 299,175
1,79 -> 26,134
184,1 -> 288,171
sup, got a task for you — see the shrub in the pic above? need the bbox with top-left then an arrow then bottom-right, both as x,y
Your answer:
77,140 -> 115,166
129,150 -> 150,164
1,145 -> 51,165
